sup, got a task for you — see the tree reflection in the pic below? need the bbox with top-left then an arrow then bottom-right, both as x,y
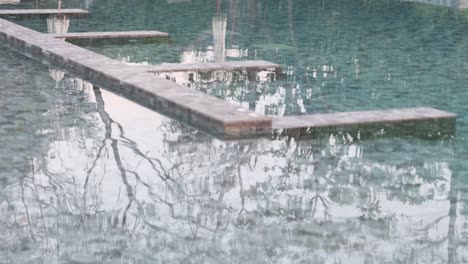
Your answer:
1,58 -> 465,262
2,1 -> 468,263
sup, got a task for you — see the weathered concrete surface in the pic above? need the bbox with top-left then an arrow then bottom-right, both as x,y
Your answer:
273,107 -> 457,139
0,9 -> 89,16
146,60 -> 281,73
0,17 -> 271,139
273,107 -> 456,129
51,30 -> 169,40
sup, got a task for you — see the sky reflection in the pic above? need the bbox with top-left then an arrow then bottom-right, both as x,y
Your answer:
1,47 -> 467,262
1,0 -> 468,263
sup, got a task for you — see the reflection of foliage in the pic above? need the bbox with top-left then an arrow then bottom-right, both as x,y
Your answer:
358,196 -> 382,220
2,1 -> 468,262
1,69 -> 467,262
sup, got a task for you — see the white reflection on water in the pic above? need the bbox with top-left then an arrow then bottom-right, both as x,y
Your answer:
1,0 -> 468,262
46,15 -> 69,34
1,59 -> 467,262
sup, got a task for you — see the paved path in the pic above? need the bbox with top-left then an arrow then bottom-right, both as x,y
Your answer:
273,107 -> 456,129
51,31 -> 169,40
147,60 -> 280,73
0,17 -> 457,139
273,107 -> 456,138
0,17 -> 271,139
0,9 -> 88,16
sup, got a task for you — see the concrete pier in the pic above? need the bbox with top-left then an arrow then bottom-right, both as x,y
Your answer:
0,9 -> 89,17
0,17 -> 271,139
51,30 -> 169,40
273,107 -> 457,139
0,17 -> 457,140
146,60 -> 281,73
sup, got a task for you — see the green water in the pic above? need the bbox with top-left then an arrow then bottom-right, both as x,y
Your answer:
9,0 -> 468,116
1,0 -> 468,263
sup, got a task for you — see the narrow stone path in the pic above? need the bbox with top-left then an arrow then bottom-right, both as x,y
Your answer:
0,9 -> 88,16
0,17 -> 272,139
51,30 -> 169,40
146,60 -> 280,73
274,107 -> 456,139
0,7 -> 457,140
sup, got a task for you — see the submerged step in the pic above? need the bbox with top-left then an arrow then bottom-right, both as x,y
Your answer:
0,9 -> 89,16
274,107 -> 457,139
146,60 -> 281,73
50,30 -> 169,40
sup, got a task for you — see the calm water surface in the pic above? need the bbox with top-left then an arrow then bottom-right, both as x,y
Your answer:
1,0 -> 468,263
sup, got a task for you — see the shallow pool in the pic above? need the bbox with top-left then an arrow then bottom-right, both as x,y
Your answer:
1,0 -> 468,263
8,0 -> 468,116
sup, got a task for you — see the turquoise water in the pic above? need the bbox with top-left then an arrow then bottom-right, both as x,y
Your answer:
1,0 -> 468,263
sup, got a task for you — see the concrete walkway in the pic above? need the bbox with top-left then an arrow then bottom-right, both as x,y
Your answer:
274,107 -> 456,139
51,30 -> 169,40
0,17 -> 271,139
0,9 -> 88,16
0,16 -> 457,139
146,60 -> 280,73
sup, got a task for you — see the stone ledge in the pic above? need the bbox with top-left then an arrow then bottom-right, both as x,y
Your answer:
0,17 -> 458,140
0,9 -> 89,16
0,17 -> 272,139
50,30 -> 169,40
146,60 -> 281,73
273,107 -> 457,139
